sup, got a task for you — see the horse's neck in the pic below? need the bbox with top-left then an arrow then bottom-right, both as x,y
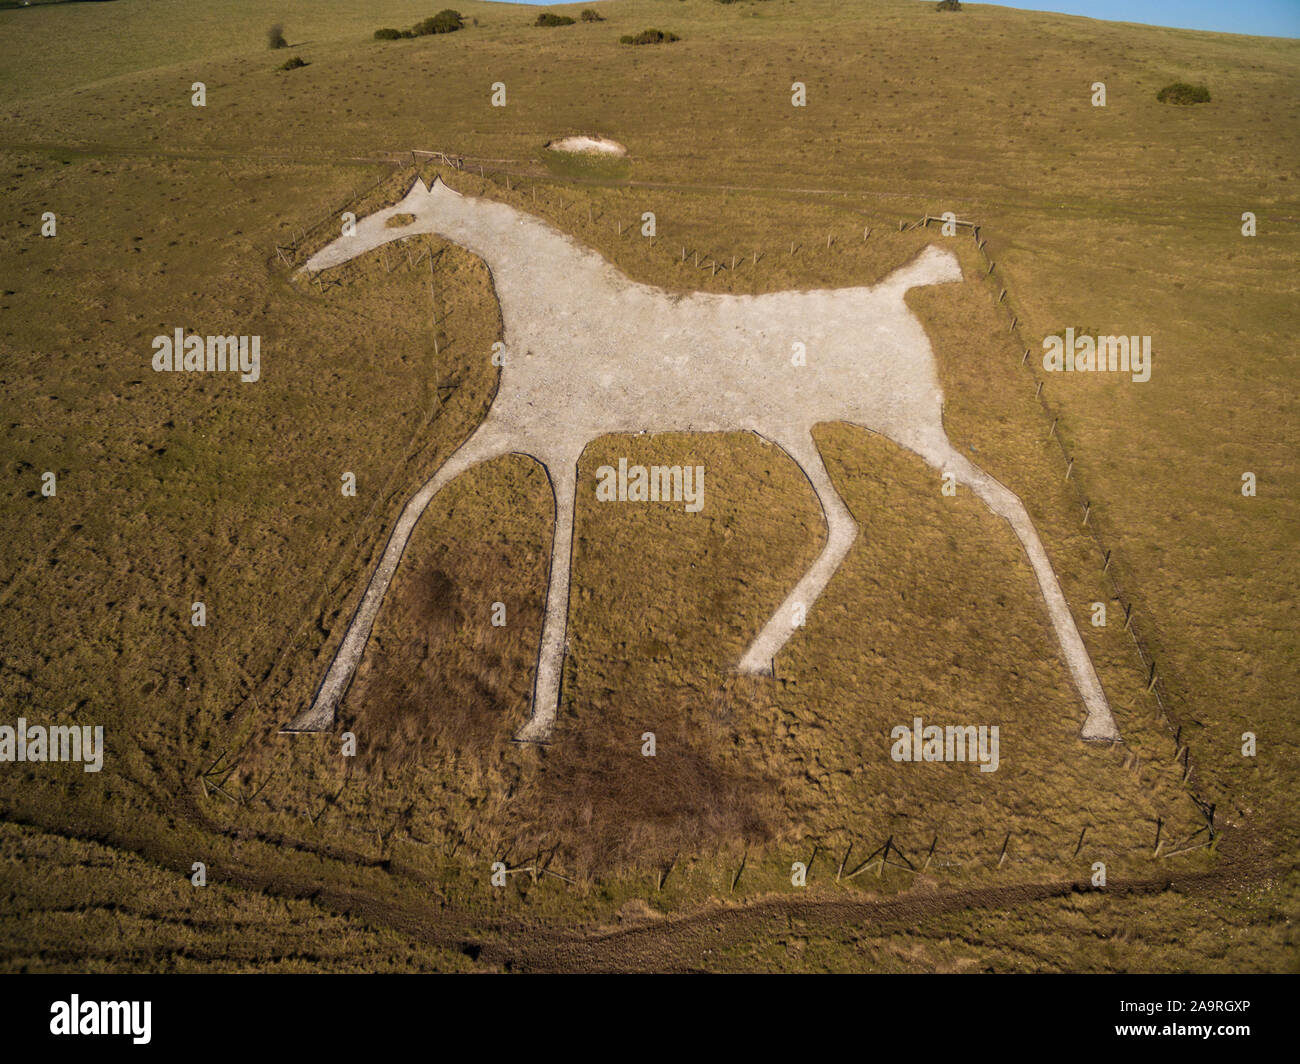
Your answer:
444,198 -> 608,291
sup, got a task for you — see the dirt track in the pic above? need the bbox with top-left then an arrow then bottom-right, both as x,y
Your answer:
471,864 -> 1255,972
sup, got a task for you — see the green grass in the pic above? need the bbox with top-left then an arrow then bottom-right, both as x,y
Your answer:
0,0 -> 1296,972
540,145 -> 631,180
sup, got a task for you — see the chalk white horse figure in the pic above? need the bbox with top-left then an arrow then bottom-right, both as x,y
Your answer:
290,177 -> 1120,743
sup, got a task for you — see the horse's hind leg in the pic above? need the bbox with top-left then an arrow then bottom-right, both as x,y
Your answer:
513,454 -> 578,744
285,420 -> 514,732
938,443 -> 1120,741
738,431 -> 859,676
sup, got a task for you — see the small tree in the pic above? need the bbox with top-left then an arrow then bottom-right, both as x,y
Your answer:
936,0 -> 962,10
414,10 -> 464,35
267,24 -> 287,49
580,8 -> 604,21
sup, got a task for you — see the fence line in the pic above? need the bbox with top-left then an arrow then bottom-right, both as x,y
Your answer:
411,148 -> 465,170
276,162 -> 418,265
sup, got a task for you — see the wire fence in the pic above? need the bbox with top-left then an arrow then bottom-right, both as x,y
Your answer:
476,811 -> 1216,897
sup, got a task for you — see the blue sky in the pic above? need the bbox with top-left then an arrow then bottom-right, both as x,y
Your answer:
503,0 -> 1300,40
981,0 -> 1300,38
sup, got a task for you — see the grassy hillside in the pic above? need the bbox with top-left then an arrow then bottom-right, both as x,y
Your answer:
0,0 -> 1296,971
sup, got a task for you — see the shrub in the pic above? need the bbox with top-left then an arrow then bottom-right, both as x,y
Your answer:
536,12 -> 575,26
1157,82 -> 1211,104
279,56 -> 308,71
936,0 -> 962,11
413,10 -> 464,35
375,11 -> 463,41
267,24 -> 287,49
620,29 -> 680,45
580,8 -> 604,20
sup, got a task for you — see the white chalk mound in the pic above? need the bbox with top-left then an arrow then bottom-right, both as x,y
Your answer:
544,135 -> 628,156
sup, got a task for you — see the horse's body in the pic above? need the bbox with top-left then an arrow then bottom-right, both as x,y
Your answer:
291,178 -> 1120,743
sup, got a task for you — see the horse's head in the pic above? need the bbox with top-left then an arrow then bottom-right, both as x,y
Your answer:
881,244 -> 964,293
302,176 -> 469,273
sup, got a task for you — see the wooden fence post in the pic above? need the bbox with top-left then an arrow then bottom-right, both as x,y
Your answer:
730,848 -> 747,893
923,836 -> 937,871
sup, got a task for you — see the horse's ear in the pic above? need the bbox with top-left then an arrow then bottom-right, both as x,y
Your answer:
428,174 -> 464,197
